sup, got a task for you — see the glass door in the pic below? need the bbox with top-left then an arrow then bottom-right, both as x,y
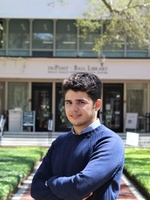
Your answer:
102,83 -> 124,132
126,83 -> 148,132
32,83 -> 52,131
55,83 -> 71,132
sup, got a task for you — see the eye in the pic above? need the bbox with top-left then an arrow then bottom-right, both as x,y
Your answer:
65,100 -> 72,105
79,100 -> 85,104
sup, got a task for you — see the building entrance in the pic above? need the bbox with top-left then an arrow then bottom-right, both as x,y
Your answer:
32,83 -> 52,131
102,83 -> 124,133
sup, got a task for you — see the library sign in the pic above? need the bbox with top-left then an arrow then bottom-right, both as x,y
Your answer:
48,64 -> 108,74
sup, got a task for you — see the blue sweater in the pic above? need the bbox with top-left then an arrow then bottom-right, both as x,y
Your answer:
31,125 -> 124,200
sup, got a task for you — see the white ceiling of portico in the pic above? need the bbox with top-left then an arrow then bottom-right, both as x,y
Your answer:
0,0 -> 89,19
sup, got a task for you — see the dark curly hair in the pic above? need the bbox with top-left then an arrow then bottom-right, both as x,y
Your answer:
62,72 -> 102,103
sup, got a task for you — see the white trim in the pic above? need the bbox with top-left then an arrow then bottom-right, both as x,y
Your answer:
0,58 -> 150,80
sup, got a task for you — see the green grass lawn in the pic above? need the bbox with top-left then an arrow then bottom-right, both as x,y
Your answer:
124,147 -> 150,199
0,147 -> 47,200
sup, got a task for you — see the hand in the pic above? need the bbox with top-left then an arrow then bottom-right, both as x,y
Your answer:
82,192 -> 93,200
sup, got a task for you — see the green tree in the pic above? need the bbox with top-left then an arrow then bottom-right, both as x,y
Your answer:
77,0 -> 150,52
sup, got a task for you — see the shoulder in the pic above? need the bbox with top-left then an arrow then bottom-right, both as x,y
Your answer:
92,125 -> 124,162
92,124 -> 124,150
96,124 -> 123,139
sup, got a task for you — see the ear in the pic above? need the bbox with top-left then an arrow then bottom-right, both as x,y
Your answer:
94,99 -> 102,111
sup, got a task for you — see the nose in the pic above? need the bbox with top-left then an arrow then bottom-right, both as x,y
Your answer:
70,103 -> 79,111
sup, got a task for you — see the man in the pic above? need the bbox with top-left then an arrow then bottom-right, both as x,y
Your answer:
31,72 -> 124,200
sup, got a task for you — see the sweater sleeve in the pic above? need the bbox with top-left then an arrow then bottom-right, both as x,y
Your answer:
30,146 -> 62,200
47,135 -> 124,200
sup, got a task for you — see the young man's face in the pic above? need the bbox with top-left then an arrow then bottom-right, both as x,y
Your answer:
65,90 -> 102,134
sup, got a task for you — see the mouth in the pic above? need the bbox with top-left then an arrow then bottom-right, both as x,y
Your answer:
70,114 -> 81,119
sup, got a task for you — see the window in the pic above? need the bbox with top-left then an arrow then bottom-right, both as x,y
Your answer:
32,20 -> 53,57
32,20 -> 53,49
79,29 -> 100,57
0,82 -> 5,115
127,83 -> 148,131
126,43 -> 148,57
8,19 -> 30,56
0,19 -> 6,55
104,43 -> 124,57
9,19 -> 30,49
56,20 -> 77,56
102,20 -> 125,57
8,82 -> 29,110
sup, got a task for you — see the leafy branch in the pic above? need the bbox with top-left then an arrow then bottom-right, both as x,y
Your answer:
78,0 -> 150,51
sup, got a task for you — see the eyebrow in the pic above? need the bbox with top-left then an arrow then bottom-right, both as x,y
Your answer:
65,99 -> 86,102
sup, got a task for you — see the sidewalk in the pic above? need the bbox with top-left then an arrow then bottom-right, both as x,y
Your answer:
10,163 -> 146,200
